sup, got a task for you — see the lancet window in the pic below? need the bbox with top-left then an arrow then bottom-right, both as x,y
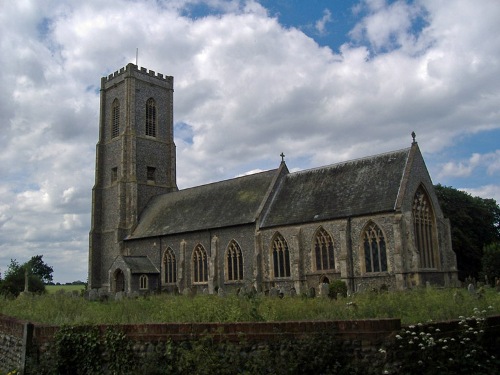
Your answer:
314,227 -> 335,271
193,244 -> 208,283
413,186 -> 437,268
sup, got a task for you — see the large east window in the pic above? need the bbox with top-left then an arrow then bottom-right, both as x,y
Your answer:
413,186 -> 437,268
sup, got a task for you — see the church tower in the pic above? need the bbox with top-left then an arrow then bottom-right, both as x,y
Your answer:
89,63 -> 177,290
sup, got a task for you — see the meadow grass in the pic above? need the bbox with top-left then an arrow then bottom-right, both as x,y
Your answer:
1,287 -> 498,326
45,284 -> 85,294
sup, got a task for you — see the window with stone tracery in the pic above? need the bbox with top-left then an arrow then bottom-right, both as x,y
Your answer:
192,244 -> 208,283
145,98 -> 156,137
226,240 -> 243,282
111,99 -> 120,138
413,186 -> 437,269
362,222 -> 387,273
314,227 -> 335,271
272,233 -> 291,278
163,248 -> 177,284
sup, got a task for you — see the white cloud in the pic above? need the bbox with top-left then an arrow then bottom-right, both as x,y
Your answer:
315,9 -> 332,36
0,0 -> 499,281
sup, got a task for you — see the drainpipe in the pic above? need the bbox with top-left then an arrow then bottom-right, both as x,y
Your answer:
347,217 -> 355,292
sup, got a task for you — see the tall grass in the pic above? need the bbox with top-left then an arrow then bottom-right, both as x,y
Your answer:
1,287 -> 498,325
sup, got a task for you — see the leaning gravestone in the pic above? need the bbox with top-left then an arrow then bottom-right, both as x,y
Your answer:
307,287 -> 316,298
269,287 -> 279,298
88,289 -> 98,302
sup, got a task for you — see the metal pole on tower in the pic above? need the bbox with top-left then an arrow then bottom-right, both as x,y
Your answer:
136,48 -> 138,66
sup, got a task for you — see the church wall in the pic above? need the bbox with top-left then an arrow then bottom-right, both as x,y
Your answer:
124,224 -> 258,295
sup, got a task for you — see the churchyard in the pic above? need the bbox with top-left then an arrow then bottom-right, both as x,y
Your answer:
1,283 -> 499,325
1,284 -> 499,374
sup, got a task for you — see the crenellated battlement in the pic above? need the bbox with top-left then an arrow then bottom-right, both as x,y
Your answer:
103,63 -> 172,83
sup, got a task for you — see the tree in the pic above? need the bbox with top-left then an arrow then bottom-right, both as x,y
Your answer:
480,243 -> 500,285
0,255 -> 53,297
434,184 -> 500,280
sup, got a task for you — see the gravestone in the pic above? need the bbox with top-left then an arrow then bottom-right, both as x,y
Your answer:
319,283 -> 329,298
269,287 -> 279,298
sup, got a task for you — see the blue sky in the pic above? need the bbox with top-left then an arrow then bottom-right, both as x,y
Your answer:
0,0 -> 499,283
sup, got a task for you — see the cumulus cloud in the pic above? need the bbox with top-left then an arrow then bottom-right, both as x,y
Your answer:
0,0 -> 499,281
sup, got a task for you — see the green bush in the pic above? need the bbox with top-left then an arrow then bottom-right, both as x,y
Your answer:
328,280 -> 347,299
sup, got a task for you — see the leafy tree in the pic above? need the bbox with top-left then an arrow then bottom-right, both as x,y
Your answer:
480,243 -> 500,285
0,255 -> 53,297
435,184 -> 500,280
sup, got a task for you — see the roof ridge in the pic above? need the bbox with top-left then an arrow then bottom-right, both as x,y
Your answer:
290,147 -> 411,176
177,168 -> 278,192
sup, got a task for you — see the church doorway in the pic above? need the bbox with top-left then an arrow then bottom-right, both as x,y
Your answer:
320,276 -> 330,284
113,269 -> 125,292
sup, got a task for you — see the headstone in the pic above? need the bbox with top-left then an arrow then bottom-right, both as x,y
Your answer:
467,283 -> 475,294
290,287 -> 297,297
88,289 -> 98,302
319,283 -> 329,298
202,288 -> 209,295
115,291 -> 125,301
218,288 -> 225,297
269,287 -> 279,298
307,287 -> 316,298
495,278 -> 500,292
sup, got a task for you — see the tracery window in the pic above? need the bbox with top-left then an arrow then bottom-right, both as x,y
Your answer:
413,186 -> 437,268
272,233 -> 291,278
145,98 -> 157,137
314,227 -> 335,271
111,99 -> 120,138
362,222 -> 387,273
139,274 -> 148,290
226,240 -> 243,281
193,244 -> 208,283
163,248 -> 177,284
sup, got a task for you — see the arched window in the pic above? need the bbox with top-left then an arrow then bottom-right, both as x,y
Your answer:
226,240 -> 243,281
145,98 -> 156,137
413,186 -> 437,268
111,99 -> 120,138
163,248 -> 177,284
314,227 -> 335,271
139,274 -> 148,290
193,244 -> 208,283
362,222 -> 387,273
272,233 -> 291,278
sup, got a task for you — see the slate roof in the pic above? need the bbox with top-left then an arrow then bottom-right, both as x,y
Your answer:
122,256 -> 159,274
260,147 -> 411,228
129,169 -> 279,238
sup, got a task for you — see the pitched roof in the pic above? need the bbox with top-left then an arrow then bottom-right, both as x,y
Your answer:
260,148 -> 411,228
129,169 -> 279,238
122,256 -> 159,274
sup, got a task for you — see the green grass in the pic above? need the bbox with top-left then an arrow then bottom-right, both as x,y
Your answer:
45,284 -> 85,294
1,287 -> 499,326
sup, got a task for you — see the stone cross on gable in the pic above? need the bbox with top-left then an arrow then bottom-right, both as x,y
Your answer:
280,152 -> 285,162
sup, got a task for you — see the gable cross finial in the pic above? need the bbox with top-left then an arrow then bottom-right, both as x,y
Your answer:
411,131 -> 416,144
280,152 -> 285,162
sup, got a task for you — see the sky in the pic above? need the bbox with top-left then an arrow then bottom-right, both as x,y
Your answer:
0,0 -> 499,283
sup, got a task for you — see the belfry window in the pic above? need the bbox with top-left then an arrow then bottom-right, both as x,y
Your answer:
226,240 -> 243,281
111,99 -> 120,138
314,227 -> 335,271
193,244 -> 208,283
163,248 -> 177,284
145,98 -> 157,137
272,233 -> 291,278
413,186 -> 437,269
363,222 -> 387,273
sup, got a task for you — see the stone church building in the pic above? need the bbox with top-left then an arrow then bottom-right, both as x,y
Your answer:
88,63 -> 458,295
